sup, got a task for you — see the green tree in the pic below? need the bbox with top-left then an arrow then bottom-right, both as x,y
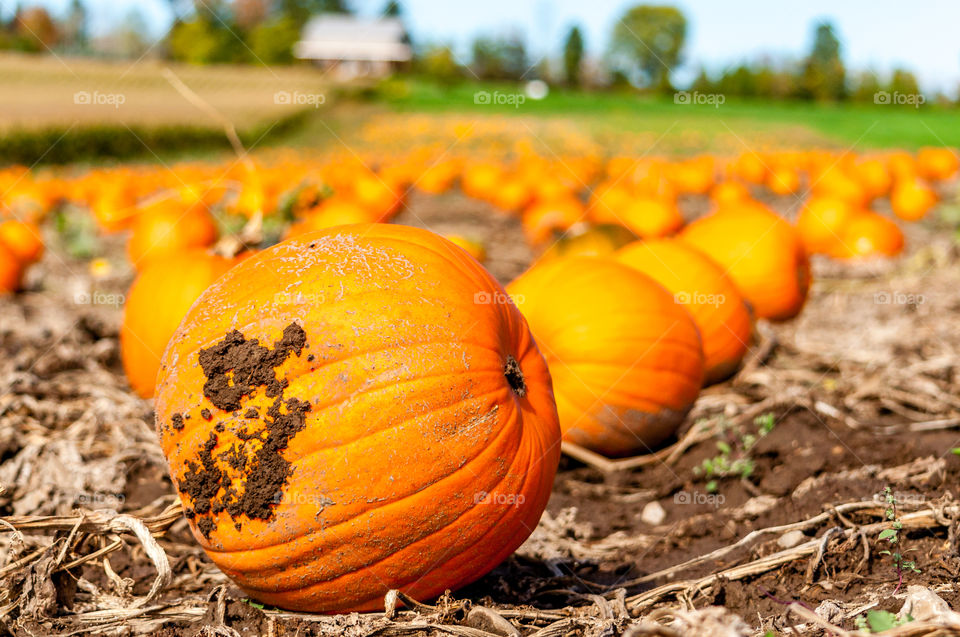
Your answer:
168,18 -> 240,63
562,25 -> 584,86
888,68 -> 920,98
470,34 -> 528,80
280,0 -> 351,23
382,0 -> 402,17
850,70 -> 882,103
799,21 -> 846,101
609,4 -> 687,91
248,17 -> 300,64
414,43 -> 462,84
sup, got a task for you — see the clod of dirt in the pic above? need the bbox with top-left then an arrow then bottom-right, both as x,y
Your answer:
178,323 -> 311,537
198,323 -> 306,412
170,413 -> 184,431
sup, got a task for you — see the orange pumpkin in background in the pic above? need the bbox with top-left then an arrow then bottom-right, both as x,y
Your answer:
619,197 -> 684,238
0,219 -> 44,264
0,243 -> 23,294
680,206 -> 810,321
284,198 -> 373,239
796,197 -> 859,255
710,181 -> 752,207
521,197 -> 584,246
126,203 -> 218,268
508,257 -> 703,457
617,239 -> 753,385
445,234 -> 487,262
831,212 -> 904,259
890,177 -> 937,221
537,224 -> 636,262
154,224 -> 561,612
121,250 -> 238,398
916,147 -> 959,181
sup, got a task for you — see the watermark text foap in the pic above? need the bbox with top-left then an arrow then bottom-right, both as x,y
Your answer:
474,90 -> 526,108
874,291 -> 925,306
74,90 -> 126,109
74,291 -> 125,308
274,91 -> 326,108
474,491 -> 526,506
674,90 -> 724,108
874,91 -> 925,108
674,490 -> 725,508
474,290 -> 520,306
675,291 -> 726,308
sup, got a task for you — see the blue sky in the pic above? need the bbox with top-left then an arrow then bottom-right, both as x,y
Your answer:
5,0 -> 959,92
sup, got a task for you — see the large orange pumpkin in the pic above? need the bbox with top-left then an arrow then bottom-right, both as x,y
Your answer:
154,224 -> 560,612
616,239 -> 753,385
680,206 -> 810,322
508,257 -> 703,457
126,203 -> 218,268
619,197 -> 684,238
0,219 -> 44,264
890,177 -> 937,222
121,250 -> 238,398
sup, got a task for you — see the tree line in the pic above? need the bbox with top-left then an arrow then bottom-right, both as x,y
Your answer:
0,1 -> 945,104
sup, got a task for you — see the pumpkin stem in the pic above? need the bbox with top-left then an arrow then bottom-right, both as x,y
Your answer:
503,355 -> 526,397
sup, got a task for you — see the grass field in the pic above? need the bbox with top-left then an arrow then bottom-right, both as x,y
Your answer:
1,60 -> 956,165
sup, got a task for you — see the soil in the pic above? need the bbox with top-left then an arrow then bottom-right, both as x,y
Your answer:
2,188 -> 960,635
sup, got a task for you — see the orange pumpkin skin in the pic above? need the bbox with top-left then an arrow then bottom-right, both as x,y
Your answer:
508,257 -> 703,457
916,147 -> 959,181
619,197 -> 684,238
796,197 -> 858,255
831,212 -> 904,259
538,224 -> 636,262
616,240 -> 752,385
126,204 -> 218,268
0,220 -> 44,264
444,234 -> 487,262
890,177 -> 937,222
121,251 -> 236,398
154,224 -> 560,612
0,244 -> 23,294
680,207 -> 810,322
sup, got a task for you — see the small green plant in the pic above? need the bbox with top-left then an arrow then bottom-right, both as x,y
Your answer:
878,487 -> 920,594
854,609 -> 913,632
694,413 -> 776,492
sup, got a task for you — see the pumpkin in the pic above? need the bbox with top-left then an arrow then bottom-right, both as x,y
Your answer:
616,239 -> 752,385
154,224 -> 560,612
0,219 -> 44,264
508,257 -> 703,456
284,198 -> 374,239
618,197 -> 684,238
444,234 -> 487,262
710,181 -> 751,207
831,212 -> 904,259
680,206 -> 810,321
537,224 -> 636,262
890,177 -> 937,222
796,197 -> 858,255
121,250 -> 238,398
126,203 -> 218,268
522,197 -> 585,246
0,243 -> 23,294
916,147 -> 959,181
767,167 -> 800,195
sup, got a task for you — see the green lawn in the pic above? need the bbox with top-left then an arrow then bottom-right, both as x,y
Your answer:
372,78 -> 960,152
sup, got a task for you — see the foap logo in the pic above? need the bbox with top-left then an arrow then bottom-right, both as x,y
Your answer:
74,90 -> 126,109
675,291 -> 726,308
274,290 -> 327,305
274,91 -> 326,108
473,90 -> 526,108
674,490 -> 725,508
74,490 -> 126,508
674,90 -> 725,108
474,290 -> 519,306
74,291 -> 125,307
474,491 -> 526,506
874,91 -> 925,108
873,291 -> 925,306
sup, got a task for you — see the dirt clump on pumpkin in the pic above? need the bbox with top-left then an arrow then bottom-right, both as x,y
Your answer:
178,323 -> 311,537
198,323 -> 307,411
